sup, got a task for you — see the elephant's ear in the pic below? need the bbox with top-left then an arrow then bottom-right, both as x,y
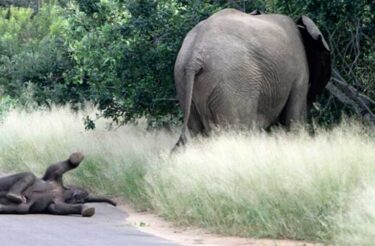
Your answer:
297,16 -> 331,105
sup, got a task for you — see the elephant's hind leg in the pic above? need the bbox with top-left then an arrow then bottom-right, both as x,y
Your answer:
188,102 -> 206,136
42,152 -> 84,183
282,78 -> 308,128
208,85 -> 259,129
1,172 -> 36,203
0,203 -> 30,214
172,103 -> 206,152
48,203 -> 95,217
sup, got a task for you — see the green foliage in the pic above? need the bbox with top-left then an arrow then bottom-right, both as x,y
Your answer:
66,1 -> 182,124
0,95 -> 18,120
0,5 -> 86,107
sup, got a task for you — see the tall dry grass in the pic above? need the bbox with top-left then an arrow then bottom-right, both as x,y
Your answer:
0,106 -> 177,208
0,106 -> 374,244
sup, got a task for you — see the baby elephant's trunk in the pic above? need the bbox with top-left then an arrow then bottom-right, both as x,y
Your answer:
85,195 -> 117,206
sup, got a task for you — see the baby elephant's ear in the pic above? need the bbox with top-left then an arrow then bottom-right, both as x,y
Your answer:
297,15 -> 330,52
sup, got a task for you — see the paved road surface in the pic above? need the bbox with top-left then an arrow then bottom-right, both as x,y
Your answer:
0,203 -> 179,246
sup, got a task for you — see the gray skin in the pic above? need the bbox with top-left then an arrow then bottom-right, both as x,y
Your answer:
0,152 -> 116,217
174,9 -> 331,147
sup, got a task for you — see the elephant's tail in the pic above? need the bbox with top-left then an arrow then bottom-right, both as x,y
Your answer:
173,68 -> 197,151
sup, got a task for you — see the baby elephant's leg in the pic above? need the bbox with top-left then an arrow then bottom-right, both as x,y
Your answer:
47,203 -> 95,217
42,152 -> 84,183
0,203 -> 30,214
7,172 -> 36,203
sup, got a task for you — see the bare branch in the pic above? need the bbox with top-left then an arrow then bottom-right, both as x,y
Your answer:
327,69 -> 375,128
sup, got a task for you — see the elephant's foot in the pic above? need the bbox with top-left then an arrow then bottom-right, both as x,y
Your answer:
6,192 -> 26,203
69,152 -> 84,166
81,206 -> 95,217
171,134 -> 187,153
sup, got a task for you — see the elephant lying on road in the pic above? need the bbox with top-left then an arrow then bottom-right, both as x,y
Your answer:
0,152 -> 116,217
174,8 -> 331,147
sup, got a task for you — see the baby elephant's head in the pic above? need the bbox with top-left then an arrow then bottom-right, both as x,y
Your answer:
64,186 -> 89,204
64,186 -> 117,206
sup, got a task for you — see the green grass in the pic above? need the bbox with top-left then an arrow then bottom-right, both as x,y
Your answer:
0,106 -> 374,244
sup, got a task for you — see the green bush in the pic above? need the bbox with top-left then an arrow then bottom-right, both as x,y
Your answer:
65,0 -> 186,125
0,5 -> 86,107
0,95 -> 18,120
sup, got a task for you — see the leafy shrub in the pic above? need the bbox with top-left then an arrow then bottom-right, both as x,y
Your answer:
0,5 -> 86,107
0,95 -> 18,120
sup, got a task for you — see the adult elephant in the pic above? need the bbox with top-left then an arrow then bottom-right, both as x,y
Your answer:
173,8 -> 331,147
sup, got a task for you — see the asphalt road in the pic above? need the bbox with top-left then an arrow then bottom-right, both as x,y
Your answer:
0,203 -> 179,246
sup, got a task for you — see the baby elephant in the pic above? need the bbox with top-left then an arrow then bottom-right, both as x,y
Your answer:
0,152 -> 116,217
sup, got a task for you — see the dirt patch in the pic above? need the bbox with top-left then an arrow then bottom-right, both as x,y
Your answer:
120,203 -> 321,246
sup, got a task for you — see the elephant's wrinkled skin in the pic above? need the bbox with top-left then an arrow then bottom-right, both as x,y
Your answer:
0,152 -> 116,217
174,9 -> 331,147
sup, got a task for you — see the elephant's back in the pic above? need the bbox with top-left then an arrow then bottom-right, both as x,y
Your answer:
202,9 -> 302,57
174,9 -> 299,80
192,9 -> 307,90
